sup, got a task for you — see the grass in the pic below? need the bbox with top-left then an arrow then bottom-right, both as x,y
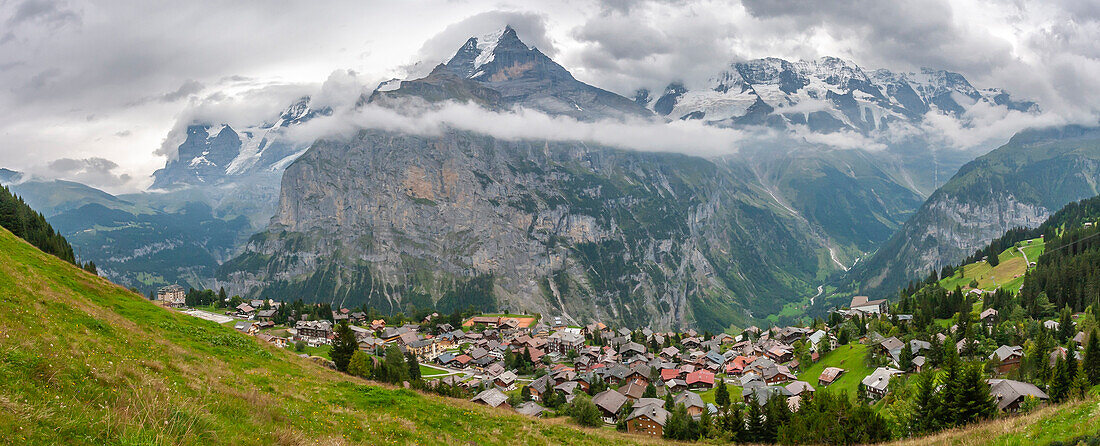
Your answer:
419,364 -> 448,377
940,238 -> 1043,293
795,343 -> 872,399
0,228 -> 677,445
886,397 -> 1100,446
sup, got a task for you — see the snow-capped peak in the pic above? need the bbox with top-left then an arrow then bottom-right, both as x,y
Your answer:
473,26 -> 507,70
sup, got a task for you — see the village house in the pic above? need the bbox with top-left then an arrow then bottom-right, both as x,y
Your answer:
685,369 -> 715,390
625,402 -> 669,437
256,309 -> 277,321
861,367 -> 902,399
850,295 -> 888,316
235,303 -> 256,319
989,345 -> 1024,374
592,389 -> 627,423
157,284 -> 186,307
406,338 -> 439,360
547,331 -> 584,354
295,320 -> 333,345
988,379 -> 1050,412
673,391 -> 706,416
470,388 -> 510,409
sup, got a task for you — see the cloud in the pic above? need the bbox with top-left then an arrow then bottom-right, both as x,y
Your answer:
41,156 -> 133,188
159,80 -> 204,102
5,0 -> 80,28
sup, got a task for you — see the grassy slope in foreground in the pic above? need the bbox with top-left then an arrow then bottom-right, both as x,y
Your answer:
795,344 -> 872,398
0,228 -> 669,445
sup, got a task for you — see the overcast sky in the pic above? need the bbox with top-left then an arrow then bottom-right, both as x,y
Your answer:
2,0 -> 1099,193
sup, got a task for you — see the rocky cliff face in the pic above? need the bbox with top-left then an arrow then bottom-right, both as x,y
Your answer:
219,129 -> 835,331
842,125 -> 1100,297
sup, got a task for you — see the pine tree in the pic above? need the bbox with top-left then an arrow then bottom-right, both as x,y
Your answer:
745,401 -> 765,443
406,352 -> 421,381
715,379 -> 730,408
1049,354 -> 1070,403
643,382 -> 657,398
1084,329 -> 1100,385
1059,306 -> 1075,342
939,357 -> 963,427
329,321 -> 358,372
663,393 -> 674,411
911,370 -> 941,434
1070,365 -> 1090,400
958,362 -> 996,424
900,341 -> 914,372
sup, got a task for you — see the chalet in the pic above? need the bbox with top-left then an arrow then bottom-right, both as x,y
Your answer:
547,331 -> 584,354
625,404 -> 669,437
549,316 -> 568,330
469,316 -> 501,328
878,336 -> 904,356
370,319 -> 386,330
980,308 -> 999,325
295,320 -> 332,342
988,379 -> 1050,412
235,303 -> 255,318
452,354 -> 472,369
742,383 -> 792,406
527,375 -> 552,402
659,346 -> 680,360
850,295 -> 888,316
515,401 -> 545,417
349,312 -> 366,323
861,367 -> 902,399
784,381 -> 815,397
157,285 -> 186,307
470,388 -> 510,409
619,341 -> 646,357
765,346 -> 793,363
494,371 -> 518,390
256,309 -> 277,321
620,381 -> 647,401
989,345 -> 1024,374
673,391 -> 706,416
685,369 -> 715,390
592,389 -> 627,423
255,333 -> 287,348
406,339 -> 439,360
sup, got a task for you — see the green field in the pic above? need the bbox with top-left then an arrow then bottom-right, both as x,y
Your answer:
420,363 -> 449,377
940,238 -> 1044,292
795,344 -> 872,399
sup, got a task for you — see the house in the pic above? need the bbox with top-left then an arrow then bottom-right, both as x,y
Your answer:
370,319 -> 386,330
785,381 -> 815,396
592,389 -> 628,423
468,316 -> 501,328
620,380 -> 647,401
685,369 -> 716,390
494,371 -> 518,390
256,309 -> 277,321
470,388 -> 510,409
878,337 -> 904,356
452,354 -> 472,369
989,345 -> 1024,374
406,338 -> 439,360
295,320 -> 333,342
987,379 -> 1050,412
980,308 -> 999,325
765,345 -> 793,363
157,284 -> 186,307
549,316 -> 568,330
742,383 -> 792,406
625,404 -> 669,437
547,331 -> 584,354
235,303 -> 256,318
515,401 -> 545,417
673,391 -> 706,416
861,367 -> 902,399
850,295 -> 888,316
527,375 -> 552,402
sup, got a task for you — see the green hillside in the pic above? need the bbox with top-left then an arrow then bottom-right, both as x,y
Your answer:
795,344 -> 872,398
0,227 -> 668,445
939,238 -> 1045,293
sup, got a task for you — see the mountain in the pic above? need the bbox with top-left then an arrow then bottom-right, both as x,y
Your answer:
217,29 -> 886,331
645,56 -> 1036,133
151,96 -> 328,189
215,26 -> 1047,329
219,129 -> 839,331
366,26 -> 652,121
644,57 -> 1037,195
838,125 -> 1100,300
0,226 -> 659,445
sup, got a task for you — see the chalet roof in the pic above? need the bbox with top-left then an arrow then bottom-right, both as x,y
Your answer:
471,388 -> 509,408
861,367 -> 902,392
685,369 -> 715,386
515,401 -> 545,417
990,345 -> 1024,362
620,381 -> 647,400
879,336 -> 904,352
987,379 -> 1049,411
819,367 -> 845,383
673,391 -> 705,409
626,404 -> 669,426
592,389 -> 627,414
784,381 -> 815,396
